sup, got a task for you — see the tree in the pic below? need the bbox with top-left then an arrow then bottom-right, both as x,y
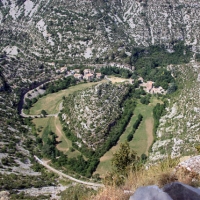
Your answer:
41,110 -> 47,117
127,133 -> 133,142
140,95 -> 150,105
167,82 -> 177,94
112,142 -> 138,174
42,143 -> 53,157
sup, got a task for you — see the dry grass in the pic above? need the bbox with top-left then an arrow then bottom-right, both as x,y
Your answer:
90,166 -> 200,200
92,186 -> 131,200
124,161 -> 177,191
93,156 -> 200,200
92,158 -> 186,200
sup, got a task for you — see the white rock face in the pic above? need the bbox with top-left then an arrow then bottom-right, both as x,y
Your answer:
84,47 -> 93,59
29,3 -> 39,17
24,0 -> 34,16
149,63 -> 200,162
9,0 -> 21,20
36,19 -> 54,46
1,0 -> 7,6
0,11 -> 3,23
1,0 -> 200,62
3,46 -> 18,55
36,19 -> 47,37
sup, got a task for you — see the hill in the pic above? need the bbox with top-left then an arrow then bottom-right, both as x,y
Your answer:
61,82 -> 130,149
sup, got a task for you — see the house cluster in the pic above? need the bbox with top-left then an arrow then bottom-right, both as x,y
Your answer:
73,69 -> 102,81
56,66 -> 67,74
56,66 -> 103,81
138,77 -> 165,94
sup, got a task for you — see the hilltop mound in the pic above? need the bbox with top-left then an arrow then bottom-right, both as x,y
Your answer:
61,82 -> 129,149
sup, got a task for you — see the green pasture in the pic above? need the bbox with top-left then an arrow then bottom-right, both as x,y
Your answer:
30,80 -> 107,115
95,97 -> 162,176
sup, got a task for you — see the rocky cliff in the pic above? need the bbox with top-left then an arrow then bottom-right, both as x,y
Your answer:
1,0 -> 200,64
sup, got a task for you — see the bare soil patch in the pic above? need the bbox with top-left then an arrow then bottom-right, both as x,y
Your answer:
108,76 -> 128,83
54,116 -> 71,152
145,118 -> 154,155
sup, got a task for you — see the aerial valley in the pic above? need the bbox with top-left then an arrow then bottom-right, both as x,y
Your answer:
0,0 -> 200,199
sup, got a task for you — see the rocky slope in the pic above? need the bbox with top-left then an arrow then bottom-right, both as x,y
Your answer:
62,82 -> 129,149
149,62 -> 200,161
1,0 -> 200,65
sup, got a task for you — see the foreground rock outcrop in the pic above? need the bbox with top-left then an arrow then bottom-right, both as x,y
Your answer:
130,185 -> 172,200
0,191 -> 9,200
130,182 -> 200,200
176,155 -> 200,174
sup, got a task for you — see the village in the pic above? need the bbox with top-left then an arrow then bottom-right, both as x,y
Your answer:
56,66 -> 166,94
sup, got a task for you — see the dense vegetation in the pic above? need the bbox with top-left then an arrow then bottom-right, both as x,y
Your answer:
127,114 -> 143,142
40,131 -> 60,159
104,42 -> 191,91
153,102 -> 166,134
35,128 -> 94,177
131,42 -> 191,90
131,42 -> 192,70
196,53 -> 200,62
100,66 -> 133,78
44,76 -> 76,94
140,94 -> 151,105
104,142 -> 140,186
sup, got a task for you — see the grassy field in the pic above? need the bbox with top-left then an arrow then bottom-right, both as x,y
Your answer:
32,116 -> 81,158
30,80 -> 107,115
95,97 -> 162,176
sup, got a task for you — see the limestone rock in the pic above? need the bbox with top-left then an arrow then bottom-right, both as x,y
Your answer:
0,191 -> 9,200
163,182 -> 200,200
129,185 -> 172,200
176,156 -> 200,175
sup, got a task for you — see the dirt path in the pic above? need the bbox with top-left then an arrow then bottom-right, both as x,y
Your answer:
145,118 -> 154,155
34,156 -> 104,188
54,116 -> 70,151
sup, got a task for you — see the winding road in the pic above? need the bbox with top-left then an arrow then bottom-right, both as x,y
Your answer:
21,80 -> 108,189
24,98 -> 104,188
20,102 -> 63,118
34,156 -> 104,188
